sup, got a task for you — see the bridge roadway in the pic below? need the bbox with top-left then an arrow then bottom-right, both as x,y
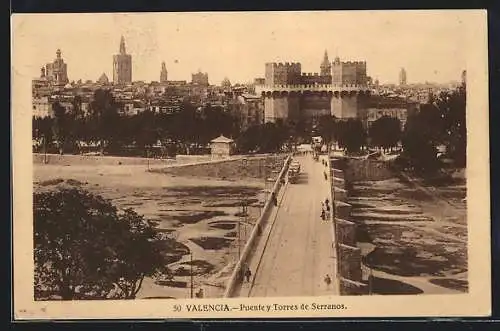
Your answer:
236,154 -> 338,297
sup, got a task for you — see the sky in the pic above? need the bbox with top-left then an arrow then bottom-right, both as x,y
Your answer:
12,11 -> 473,85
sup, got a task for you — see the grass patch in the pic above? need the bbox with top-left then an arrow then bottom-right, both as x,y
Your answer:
166,186 -> 261,199
156,239 -> 190,264
209,221 -> 237,230
172,210 -> 227,224
65,179 -> 85,186
225,231 -> 237,238
428,278 -> 468,292
38,178 -> 64,186
203,198 -> 259,208
368,276 -> 424,295
154,280 -> 187,288
189,236 -> 234,250
173,259 -> 215,276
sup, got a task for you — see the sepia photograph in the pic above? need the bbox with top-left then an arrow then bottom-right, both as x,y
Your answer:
12,10 -> 490,319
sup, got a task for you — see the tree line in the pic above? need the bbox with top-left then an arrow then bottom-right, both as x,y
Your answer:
313,86 -> 466,175
33,86 -> 466,173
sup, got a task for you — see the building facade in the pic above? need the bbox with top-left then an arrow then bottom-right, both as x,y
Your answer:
45,49 -> 69,85
160,62 -> 168,83
228,94 -> 264,131
113,36 -> 132,85
358,96 -> 419,130
192,71 -> 209,86
210,135 -> 235,159
32,96 -> 53,118
256,55 -> 370,122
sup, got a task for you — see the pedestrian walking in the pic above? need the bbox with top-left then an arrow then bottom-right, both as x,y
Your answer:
324,274 -> 332,288
324,171 -> 327,180
271,192 -> 278,206
245,268 -> 252,282
257,223 -> 262,236
321,209 -> 325,220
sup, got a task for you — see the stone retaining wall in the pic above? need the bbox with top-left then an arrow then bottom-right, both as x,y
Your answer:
329,157 -> 368,295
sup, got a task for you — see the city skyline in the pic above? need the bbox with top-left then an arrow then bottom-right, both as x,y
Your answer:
14,11 -> 469,85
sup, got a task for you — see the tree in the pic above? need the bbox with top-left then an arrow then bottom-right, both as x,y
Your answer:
401,108 -> 442,175
369,116 -> 402,151
51,102 -> 74,154
34,188 -> 169,300
337,118 -> 366,153
133,110 -> 159,153
89,89 -> 122,151
201,105 -> 237,143
236,125 -> 260,154
316,115 -> 337,151
435,87 -> 466,167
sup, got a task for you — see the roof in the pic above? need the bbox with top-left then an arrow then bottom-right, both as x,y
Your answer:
241,93 -> 261,100
210,135 -> 234,143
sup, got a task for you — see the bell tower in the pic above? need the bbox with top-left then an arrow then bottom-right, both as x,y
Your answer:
320,50 -> 331,76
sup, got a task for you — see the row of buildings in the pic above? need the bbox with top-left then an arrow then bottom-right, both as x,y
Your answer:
33,45 -> 464,133
33,36 -> 211,94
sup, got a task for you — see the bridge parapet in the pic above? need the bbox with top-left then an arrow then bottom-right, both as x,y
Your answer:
327,156 -> 369,295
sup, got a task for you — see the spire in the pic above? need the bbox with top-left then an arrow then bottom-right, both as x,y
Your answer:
160,61 -> 168,83
119,36 -> 126,55
320,49 -> 332,76
56,49 -> 61,59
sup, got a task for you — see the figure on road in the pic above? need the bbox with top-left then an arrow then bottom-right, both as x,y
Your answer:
321,209 -> 325,220
324,274 -> 332,288
271,192 -> 278,207
245,268 -> 252,282
324,171 -> 327,180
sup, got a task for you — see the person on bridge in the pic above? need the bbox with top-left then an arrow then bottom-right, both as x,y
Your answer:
324,274 -> 332,289
271,192 -> 278,207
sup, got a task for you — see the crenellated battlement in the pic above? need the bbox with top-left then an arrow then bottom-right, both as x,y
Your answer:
333,60 -> 367,66
266,62 -> 302,68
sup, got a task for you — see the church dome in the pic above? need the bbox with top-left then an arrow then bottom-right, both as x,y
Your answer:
98,73 -> 110,84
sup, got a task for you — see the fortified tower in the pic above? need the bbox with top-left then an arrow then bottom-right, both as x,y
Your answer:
113,36 -> 132,85
330,56 -> 369,118
259,55 -> 370,122
263,63 -> 302,122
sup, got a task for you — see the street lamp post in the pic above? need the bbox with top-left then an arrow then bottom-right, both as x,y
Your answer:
368,255 -> 373,295
190,252 -> 194,298
237,220 -> 241,260
146,149 -> 150,172
43,134 -> 48,164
